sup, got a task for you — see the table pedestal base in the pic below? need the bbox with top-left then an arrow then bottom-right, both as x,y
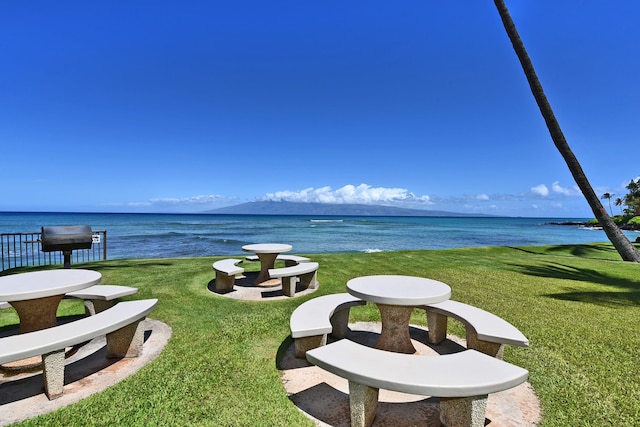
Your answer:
254,253 -> 279,285
9,295 -> 64,333
375,304 -> 416,354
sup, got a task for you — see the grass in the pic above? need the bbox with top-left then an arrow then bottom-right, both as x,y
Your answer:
1,243 -> 640,426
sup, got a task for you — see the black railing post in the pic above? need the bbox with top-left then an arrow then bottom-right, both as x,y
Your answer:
103,230 -> 108,260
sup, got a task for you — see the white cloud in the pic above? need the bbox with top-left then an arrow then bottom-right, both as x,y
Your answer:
262,184 -> 432,205
250,181 -> 595,217
119,181 -> 594,216
551,181 -> 581,196
531,184 -> 549,197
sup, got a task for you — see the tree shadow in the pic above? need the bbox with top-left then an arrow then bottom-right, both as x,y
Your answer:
507,243 -> 620,260
543,289 -> 640,307
509,261 -> 640,307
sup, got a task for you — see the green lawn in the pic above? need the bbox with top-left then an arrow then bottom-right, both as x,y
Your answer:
1,243 -> 639,426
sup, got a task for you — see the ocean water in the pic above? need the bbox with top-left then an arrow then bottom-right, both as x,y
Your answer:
1,212 -> 638,261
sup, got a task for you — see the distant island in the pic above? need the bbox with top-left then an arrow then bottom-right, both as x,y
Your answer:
204,201 -> 498,217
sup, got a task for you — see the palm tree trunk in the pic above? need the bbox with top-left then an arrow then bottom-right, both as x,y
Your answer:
493,0 -> 640,262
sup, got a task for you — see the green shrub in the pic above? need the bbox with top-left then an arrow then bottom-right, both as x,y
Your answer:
627,216 -> 640,225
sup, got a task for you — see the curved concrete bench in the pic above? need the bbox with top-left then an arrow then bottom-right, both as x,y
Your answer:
65,284 -> 139,315
246,254 -> 311,266
2,285 -> 138,314
0,298 -> 157,400
422,300 -> 529,359
306,339 -> 528,427
212,258 -> 245,292
290,293 -> 366,357
268,262 -> 319,297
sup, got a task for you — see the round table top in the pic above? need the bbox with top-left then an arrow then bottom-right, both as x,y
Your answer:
242,243 -> 293,254
347,275 -> 451,306
0,269 -> 102,301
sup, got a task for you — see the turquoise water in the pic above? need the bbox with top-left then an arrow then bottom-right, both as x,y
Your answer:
1,212 -> 637,260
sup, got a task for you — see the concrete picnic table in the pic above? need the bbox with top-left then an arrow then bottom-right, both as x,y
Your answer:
347,275 -> 451,354
242,243 -> 292,286
0,269 -> 102,333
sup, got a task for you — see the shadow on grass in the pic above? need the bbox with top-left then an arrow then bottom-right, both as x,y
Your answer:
90,260 -> 178,270
508,243 -> 620,260
510,261 -> 640,307
0,314 -> 86,338
0,260 -> 180,277
544,289 -> 640,307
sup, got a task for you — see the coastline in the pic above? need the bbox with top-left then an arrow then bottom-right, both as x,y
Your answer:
546,220 -> 640,232
2,213 -> 639,266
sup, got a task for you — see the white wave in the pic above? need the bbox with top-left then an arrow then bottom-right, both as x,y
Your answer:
363,248 -> 383,253
310,219 -> 344,223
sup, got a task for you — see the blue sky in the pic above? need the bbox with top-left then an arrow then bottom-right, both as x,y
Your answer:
1,1 -> 638,217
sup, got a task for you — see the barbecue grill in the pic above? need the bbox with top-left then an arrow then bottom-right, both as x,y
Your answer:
41,225 -> 93,268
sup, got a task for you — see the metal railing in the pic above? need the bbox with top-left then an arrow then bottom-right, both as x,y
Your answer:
1,230 -> 107,272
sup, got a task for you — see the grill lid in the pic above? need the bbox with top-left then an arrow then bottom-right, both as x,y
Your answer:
41,225 -> 93,252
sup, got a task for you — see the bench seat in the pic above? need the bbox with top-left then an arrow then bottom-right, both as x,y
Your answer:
290,293 -> 365,357
65,284 -> 139,315
0,298 -> 157,400
422,300 -> 529,359
212,258 -> 245,292
268,262 -> 319,297
1,285 -> 139,314
306,339 -> 529,427
245,254 -> 311,266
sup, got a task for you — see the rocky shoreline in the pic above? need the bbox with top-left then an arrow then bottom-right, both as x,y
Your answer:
547,221 -> 640,231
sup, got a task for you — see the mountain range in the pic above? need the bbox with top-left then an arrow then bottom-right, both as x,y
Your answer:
205,201 -> 495,217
